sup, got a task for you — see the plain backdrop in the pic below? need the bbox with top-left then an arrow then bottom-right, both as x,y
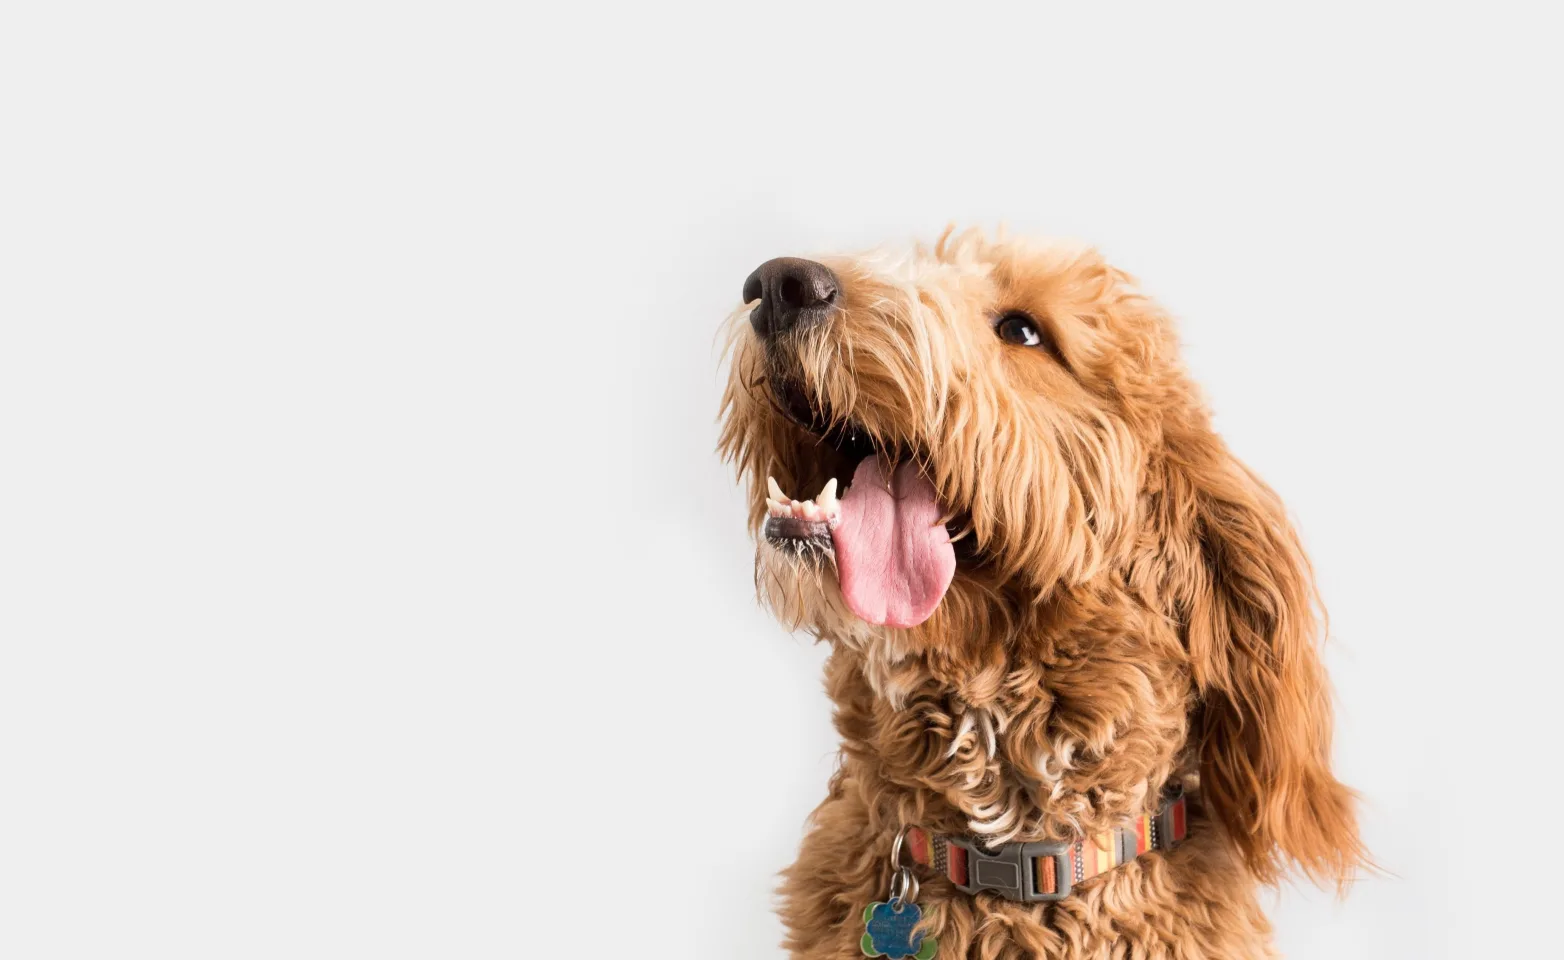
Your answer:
2,2 -> 1561,958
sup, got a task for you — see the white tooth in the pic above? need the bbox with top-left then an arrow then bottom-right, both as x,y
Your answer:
817,478 -> 838,507
817,479 -> 840,522
767,476 -> 787,502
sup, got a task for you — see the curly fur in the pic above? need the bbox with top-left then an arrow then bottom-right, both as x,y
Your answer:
718,229 -> 1363,958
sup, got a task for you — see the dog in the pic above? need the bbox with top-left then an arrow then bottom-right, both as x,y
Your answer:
718,229 -> 1363,958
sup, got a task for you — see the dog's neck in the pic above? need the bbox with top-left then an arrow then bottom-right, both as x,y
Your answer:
826,611 -> 1193,848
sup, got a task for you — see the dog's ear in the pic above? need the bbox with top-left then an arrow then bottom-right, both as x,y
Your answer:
1158,417 -> 1362,888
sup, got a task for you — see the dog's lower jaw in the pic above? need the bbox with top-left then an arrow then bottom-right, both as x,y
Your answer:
754,538 -> 933,705
763,516 -> 835,562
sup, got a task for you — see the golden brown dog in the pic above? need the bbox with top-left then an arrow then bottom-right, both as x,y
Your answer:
718,229 -> 1363,958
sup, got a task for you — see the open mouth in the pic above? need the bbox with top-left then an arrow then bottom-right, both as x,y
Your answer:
762,380 -> 958,629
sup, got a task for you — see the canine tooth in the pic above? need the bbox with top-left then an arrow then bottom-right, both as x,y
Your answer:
816,478 -> 838,513
767,476 -> 787,502
818,478 -> 841,524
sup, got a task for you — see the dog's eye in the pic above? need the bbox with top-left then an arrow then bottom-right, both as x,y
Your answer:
995,312 -> 1046,348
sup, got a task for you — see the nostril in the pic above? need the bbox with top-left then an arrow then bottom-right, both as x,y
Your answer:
742,271 -> 763,304
778,276 -> 804,309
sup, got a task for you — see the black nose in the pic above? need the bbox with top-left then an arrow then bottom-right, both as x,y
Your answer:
743,257 -> 839,338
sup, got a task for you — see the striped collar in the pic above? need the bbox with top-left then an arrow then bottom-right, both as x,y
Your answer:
904,791 -> 1188,902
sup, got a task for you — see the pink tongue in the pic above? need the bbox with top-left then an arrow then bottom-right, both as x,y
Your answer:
830,458 -> 956,628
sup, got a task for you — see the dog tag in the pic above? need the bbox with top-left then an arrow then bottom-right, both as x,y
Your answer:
859,899 -> 937,959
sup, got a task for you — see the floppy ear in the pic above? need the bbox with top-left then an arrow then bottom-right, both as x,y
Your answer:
1161,420 -> 1363,888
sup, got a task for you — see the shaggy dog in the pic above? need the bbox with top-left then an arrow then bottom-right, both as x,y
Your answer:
718,230 -> 1363,958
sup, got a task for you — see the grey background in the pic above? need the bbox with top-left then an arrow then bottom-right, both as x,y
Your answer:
2,2 -> 1559,958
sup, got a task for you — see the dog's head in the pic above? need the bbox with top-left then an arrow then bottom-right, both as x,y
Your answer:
718,229 -> 1361,886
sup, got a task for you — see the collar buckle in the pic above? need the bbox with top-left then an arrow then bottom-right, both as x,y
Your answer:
949,838 -> 1073,902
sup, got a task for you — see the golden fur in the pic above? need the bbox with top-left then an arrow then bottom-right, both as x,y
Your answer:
718,229 -> 1363,958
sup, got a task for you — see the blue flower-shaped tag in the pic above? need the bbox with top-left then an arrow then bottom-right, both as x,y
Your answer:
860,899 -> 937,959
